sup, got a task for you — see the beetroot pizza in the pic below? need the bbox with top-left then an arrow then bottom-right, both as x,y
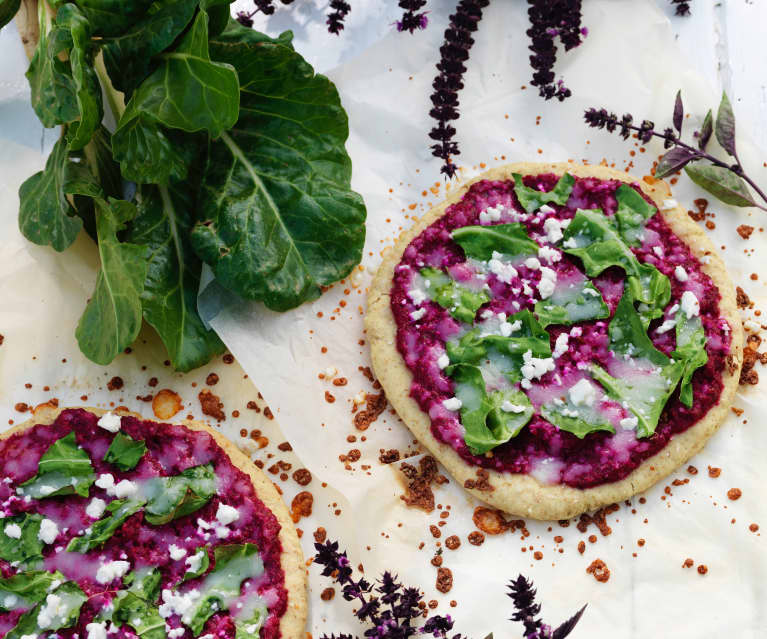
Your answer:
367,162 -> 743,520
0,406 -> 306,639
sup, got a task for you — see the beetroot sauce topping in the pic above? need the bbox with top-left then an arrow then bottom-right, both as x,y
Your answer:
0,409 -> 287,639
390,174 -> 732,489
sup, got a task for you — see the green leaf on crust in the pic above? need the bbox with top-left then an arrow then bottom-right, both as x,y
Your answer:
539,382 -> 615,439
672,309 -> 709,408
0,571 -> 66,611
534,275 -> 608,328
104,432 -> 147,471
126,183 -> 225,372
18,431 -> 95,499
684,163 -> 758,208
0,514 -> 44,565
109,569 -> 165,639
451,223 -> 538,260
420,267 -> 490,324
143,463 -> 216,525
5,581 -> 86,639
67,498 -> 146,553
182,547 -> 210,582
512,172 -> 574,213
607,288 -> 670,367
75,198 -> 148,366
190,21 -> 367,310
613,184 -> 657,246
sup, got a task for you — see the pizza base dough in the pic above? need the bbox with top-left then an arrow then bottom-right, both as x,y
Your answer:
4,405 -> 307,639
367,161 -> 744,521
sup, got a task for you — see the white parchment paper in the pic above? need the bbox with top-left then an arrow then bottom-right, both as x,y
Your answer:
0,1 -> 765,638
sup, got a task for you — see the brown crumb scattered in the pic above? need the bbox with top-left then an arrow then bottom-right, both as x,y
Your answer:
533,551 -> 543,560
14,403 -> 28,413
346,449 -> 361,462
379,449 -> 400,464
435,567 -> 453,593
429,525 -> 441,539
697,564 -> 708,575
736,287 -> 752,310
576,503 -> 618,536
682,558 -> 694,568
737,224 -> 755,240
278,442 -> 293,452
324,391 -> 336,404
708,466 -> 721,478
247,401 -> 260,412
472,507 -> 508,535
222,353 -> 234,364
290,491 -> 313,523
263,406 -> 274,420
588,534 -> 597,544
292,469 -> 312,486
400,456 -> 443,512
727,488 -> 742,501
107,376 -> 124,391
205,373 -> 219,386
198,389 -> 225,421
586,559 -> 610,583
430,554 -> 443,566
148,377 -> 158,387
313,527 -> 327,543
467,531 -> 485,546
320,587 -> 335,601
445,535 -> 461,550
428,600 -> 438,610
740,333 -> 765,386
687,465 -> 698,475
463,468 -> 494,492
354,392 -> 387,431
577,541 -> 586,554
152,389 -> 183,420
332,377 -> 348,387
637,538 -> 645,547
731,407 -> 744,417
749,523 -> 759,533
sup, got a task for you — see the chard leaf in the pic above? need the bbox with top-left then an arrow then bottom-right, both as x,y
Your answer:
104,432 -> 147,471
614,184 -> 657,245
18,138 -> 88,252
182,547 -> 210,582
0,0 -> 20,30
672,310 -> 708,407
0,571 -> 65,611
534,276 -> 608,328
126,183 -> 225,372
67,498 -> 145,553
111,116 -> 190,184
512,172 -> 574,213
562,208 -> 670,324
5,582 -> 86,639
449,364 -> 533,455
190,21 -> 367,310
184,543 -> 264,635
18,431 -> 95,499
143,463 -> 216,525
420,267 -> 490,324
75,198 -> 148,366
451,224 -> 538,260
715,92 -> 736,157
102,0 -> 200,95
72,0 -> 155,37
698,109 -> 713,150
0,514 -> 44,565
684,163 -> 758,208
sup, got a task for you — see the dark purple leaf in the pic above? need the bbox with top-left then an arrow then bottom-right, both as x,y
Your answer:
552,604 -> 587,639
672,90 -> 683,134
685,164 -> 757,207
715,92 -> 736,157
655,147 -> 697,179
698,109 -> 713,150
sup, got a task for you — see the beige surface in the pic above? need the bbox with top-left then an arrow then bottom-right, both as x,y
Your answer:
5,405 -> 308,639
366,161 -> 744,521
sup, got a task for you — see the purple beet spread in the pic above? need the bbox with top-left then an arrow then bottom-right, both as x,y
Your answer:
0,409 -> 287,639
390,174 -> 732,488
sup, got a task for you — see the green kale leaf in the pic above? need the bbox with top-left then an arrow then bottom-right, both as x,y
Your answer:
18,431 -> 95,499
614,184 -> 657,246
539,380 -> 615,439
672,309 -> 709,407
451,223 -> 538,260
104,432 -> 147,471
420,267 -> 490,324
534,276 -> 609,328
5,581 -> 86,639
143,463 -> 216,525
0,514 -> 44,565
67,498 -> 146,553
512,172 -> 575,213
182,547 -> 210,582
0,570 -> 66,611
110,569 -> 165,639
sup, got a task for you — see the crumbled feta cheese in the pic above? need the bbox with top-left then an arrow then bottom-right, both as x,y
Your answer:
112,480 -> 138,499
500,401 -> 527,413
499,322 -> 513,337
86,498 -> 107,520
159,589 -> 201,620
38,593 -> 67,628
87,621 -> 108,639
537,245 -> 561,263
674,265 -> 689,282
569,326 -> 582,337
437,353 -> 450,370
661,198 -> 678,211
214,526 -> 230,539
408,286 -> 427,306
619,415 -> 639,429
169,545 -> 187,561
479,205 -> 503,223
569,379 -> 598,407
537,266 -> 557,299
520,351 -> 555,388
38,518 -> 59,545
37,485 -> 55,496
95,474 -> 115,491
655,318 -> 677,334
410,307 -> 426,321
543,217 -> 566,244
553,333 -> 569,359
95,560 -> 131,584
442,397 -> 463,411
539,204 -> 556,214
562,237 -> 578,249
522,281 -> 533,297
524,257 -> 541,270
215,504 -> 240,526
680,291 -> 700,318
185,550 -> 205,575
168,628 -> 185,638
652,245 -> 664,258
488,252 -> 518,284
4,523 -> 21,539
97,412 -> 122,433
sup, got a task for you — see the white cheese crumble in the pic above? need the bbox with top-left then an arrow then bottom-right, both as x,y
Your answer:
520,351 -> 555,389
410,307 -> 426,321
500,401 -> 527,414
95,560 -> 131,584
655,318 -> 677,335
185,549 -> 205,575
539,204 -> 556,215
215,503 -> 240,526
553,333 -> 569,359
442,397 -> 463,411
680,291 -> 700,318
112,480 -> 138,499
437,353 -> 450,370
38,593 -> 68,628
408,286 -> 427,306
97,412 -> 122,433
652,245 -> 664,258
95,473 -> 115,490
169,544 -> 187,561
674,265 -> 689,282
215,526 -> 230,539
619,415 -> 639,429
479,205 -> 503,223
524,257 -> 541,270
568,379 -> 597,407
661,198 -> 678,211
4,523 -> 21,539
38,518 -> 59,545
537,266 -> 557,299
537,245 -> 561,263
488,252 -> 518,284
86,498 -> 107,519
542,217 -> 566,244
159,588 -> 201,620
570,326 -> 583,337
86,621 -> 108,639
168,628 -> 185,639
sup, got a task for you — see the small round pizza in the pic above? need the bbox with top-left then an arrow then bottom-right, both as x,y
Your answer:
0,406 -> 306,639
367,162 -> 743,520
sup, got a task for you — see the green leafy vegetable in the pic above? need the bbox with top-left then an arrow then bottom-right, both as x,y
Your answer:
672,309 -> 709,407
5,581 -> 86,639
614,184 -> 657,246
234,596 -> 269,639
684,163 -> 758,208
67,498 -> 145,552
75,198 -> 148,365
110,569 -> 164,639
448,364 -> 533,455
143,463 -> 216,525
534,276 -> 608,328
0,514 -> 44,565
540,387 -> 615,439
191,21 -> 366,310
606,288 -> 670,366
0,0 -> 20,30
126,183 -> 225,372
451,223 -> 538,260
104,432 -> 147,471
420,267 -> 489,324
18,431 -> 95,499
512,172 -> 574,213
0,571 -> 65,611
183,546 -> 210,581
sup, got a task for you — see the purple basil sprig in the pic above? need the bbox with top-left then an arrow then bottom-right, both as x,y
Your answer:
397,0 -> 429,33
314,541 -> 586,639
584,91 -> 767,212
328,1 -> 352,34
670,0 -> 692,16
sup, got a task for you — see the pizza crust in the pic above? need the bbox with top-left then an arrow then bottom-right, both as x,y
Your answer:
3,405 -> 307,639
366,161 -> 744,521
